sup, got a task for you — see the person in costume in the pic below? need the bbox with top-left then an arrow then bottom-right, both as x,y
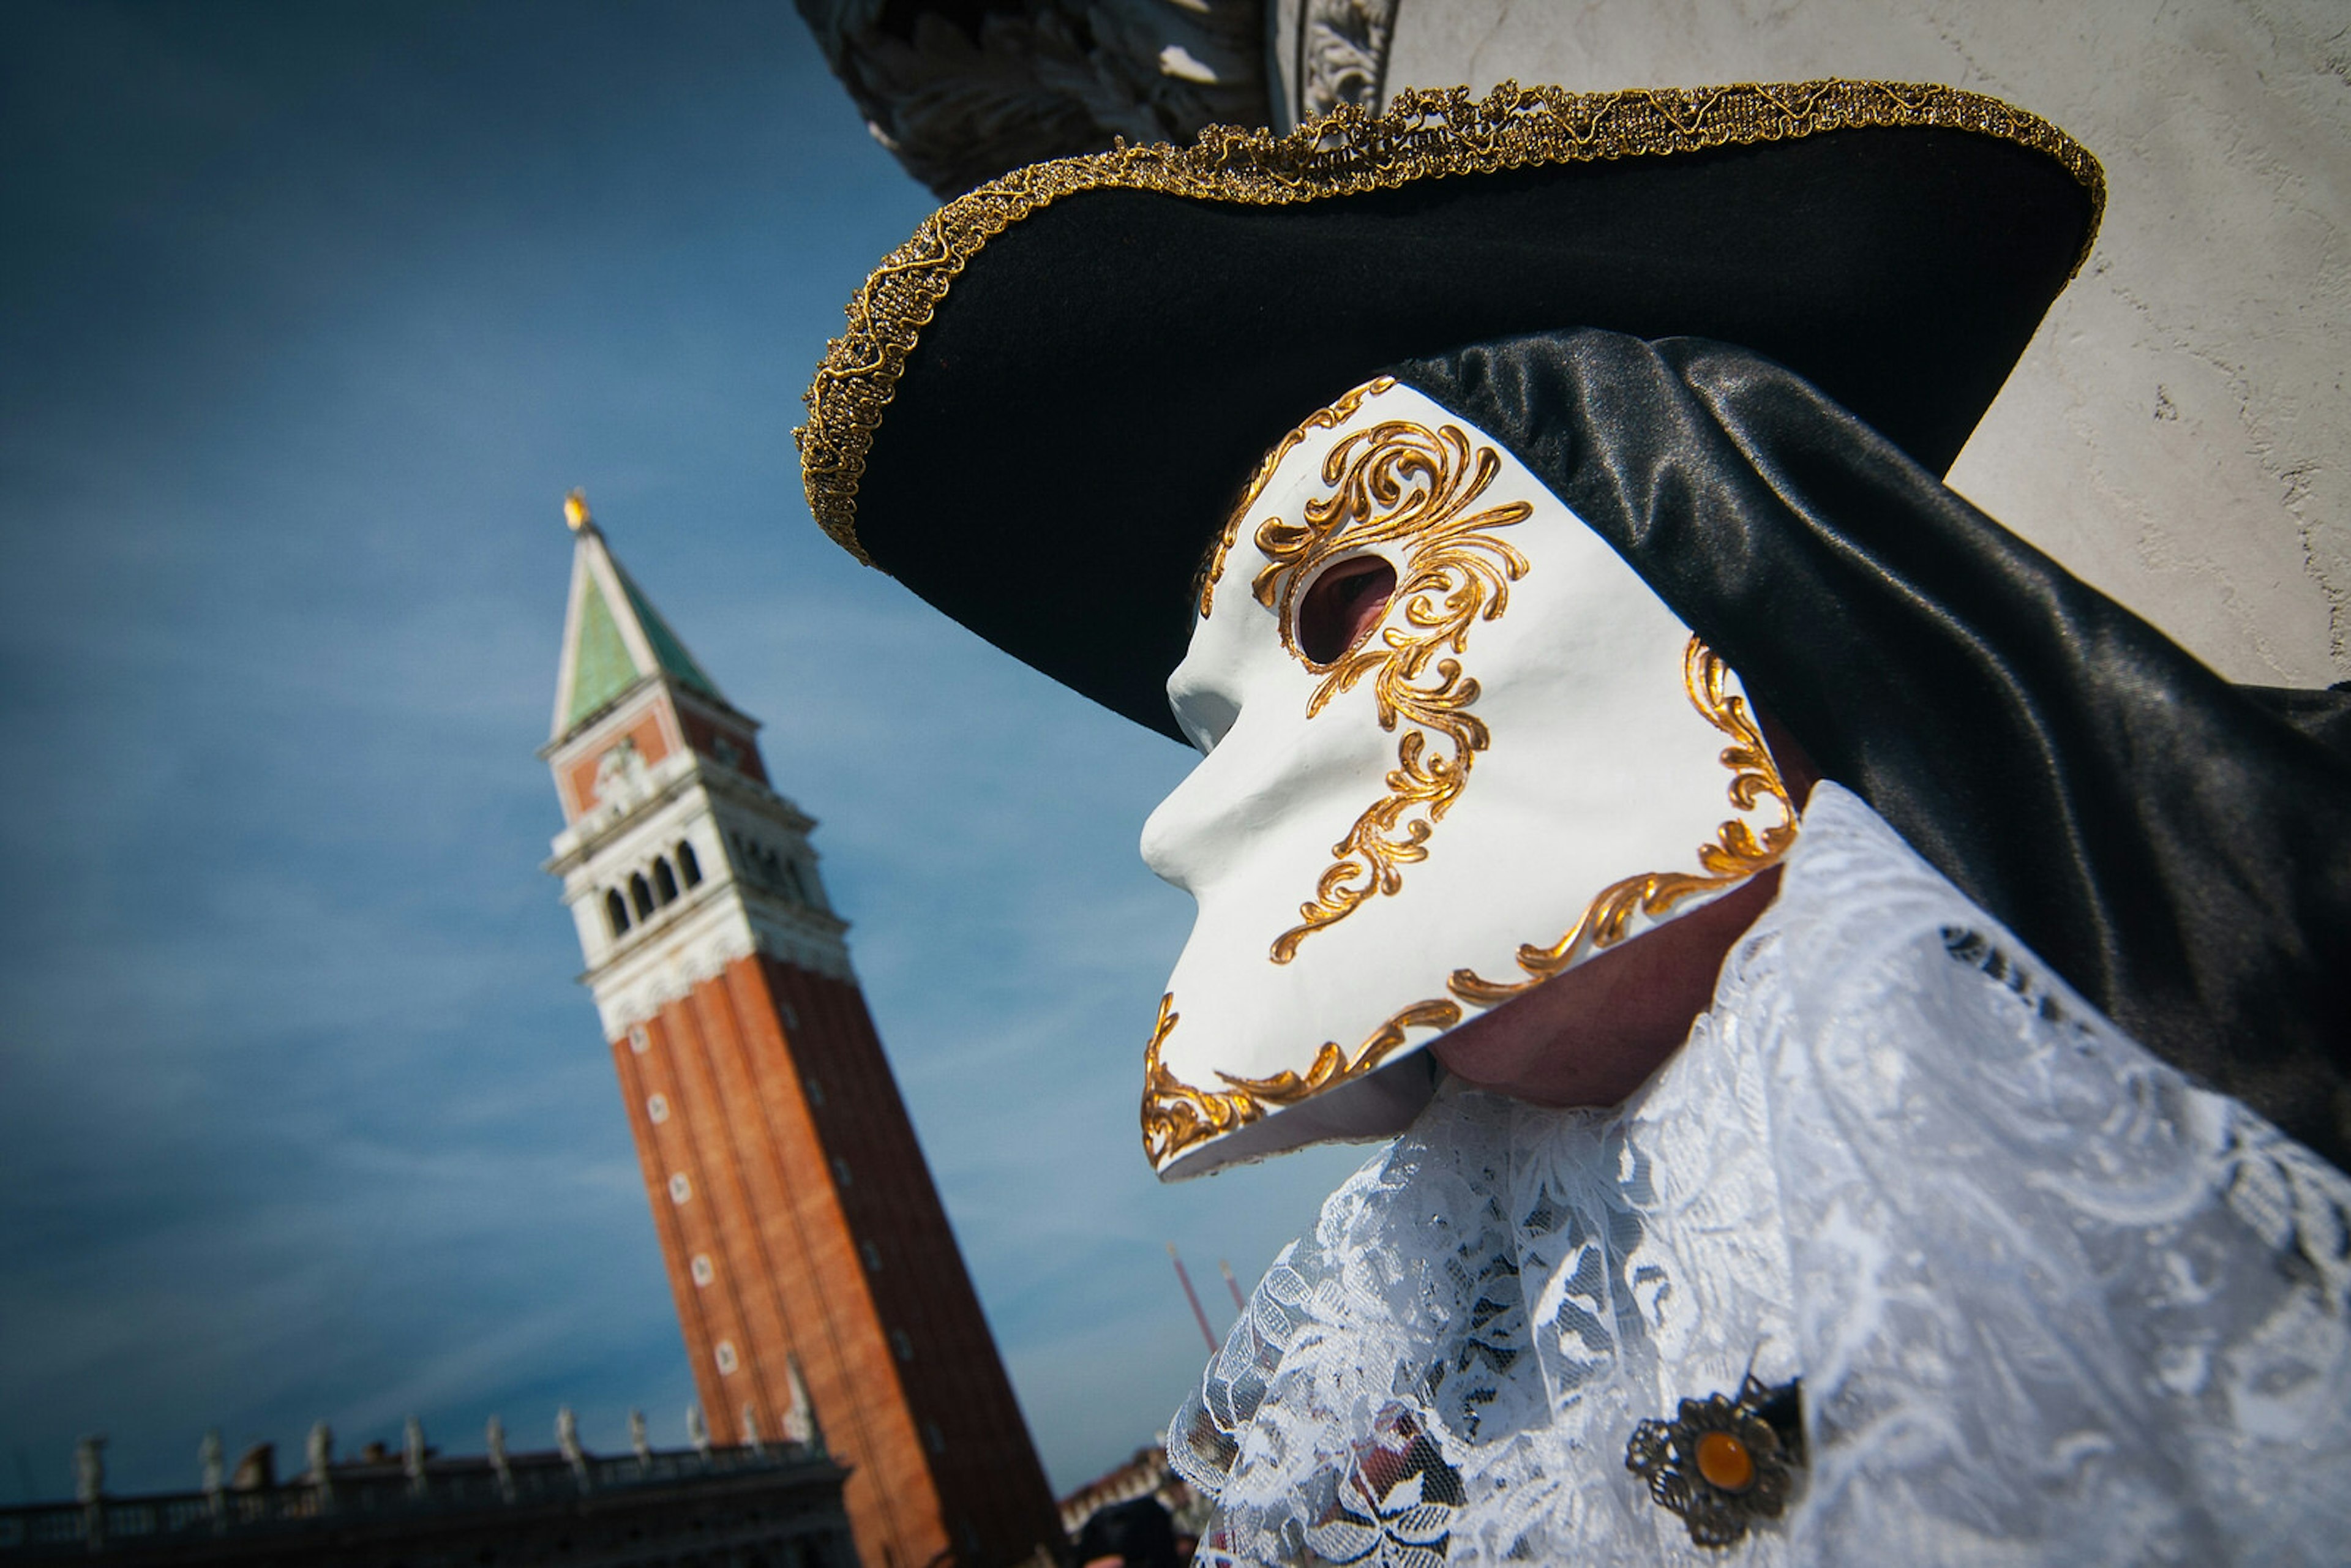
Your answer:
797,82 -> 2351,1563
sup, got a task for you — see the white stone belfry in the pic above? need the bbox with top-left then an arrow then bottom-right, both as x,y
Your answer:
541,494 -> 852,1037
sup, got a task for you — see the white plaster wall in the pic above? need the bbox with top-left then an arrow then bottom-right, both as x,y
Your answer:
1340,0 -> 2348,685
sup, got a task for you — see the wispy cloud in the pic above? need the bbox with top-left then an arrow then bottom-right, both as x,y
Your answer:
0,0 -> 1356,1504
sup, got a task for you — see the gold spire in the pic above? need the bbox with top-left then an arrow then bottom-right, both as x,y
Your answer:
563,489 -> 594,533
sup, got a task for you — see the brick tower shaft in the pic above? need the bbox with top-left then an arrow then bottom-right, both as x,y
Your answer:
541,497 -> 1062,1568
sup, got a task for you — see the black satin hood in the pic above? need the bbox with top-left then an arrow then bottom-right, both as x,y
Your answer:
1396,330 -> 2351,1171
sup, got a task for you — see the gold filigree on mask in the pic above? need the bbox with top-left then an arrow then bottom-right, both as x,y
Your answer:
1216,997 -> 1461,1103
1447,637 -> 1798,1007
1141,994 -> 1261,1166
1140,990 -> 1461,1167
1196,377 -> 1397,618
1140,642 -> 1793,1168
1250,418 -> 1532,964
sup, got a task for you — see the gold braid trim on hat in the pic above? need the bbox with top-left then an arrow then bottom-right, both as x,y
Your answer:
798,79 -> 2105,565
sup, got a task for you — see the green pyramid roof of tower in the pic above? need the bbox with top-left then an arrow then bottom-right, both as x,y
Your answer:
615,565 -> 722,702
564,574 -> 640,732
555,514 -> 731,741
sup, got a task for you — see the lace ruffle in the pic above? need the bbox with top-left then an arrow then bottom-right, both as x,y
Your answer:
1169,784 -> 2351,1565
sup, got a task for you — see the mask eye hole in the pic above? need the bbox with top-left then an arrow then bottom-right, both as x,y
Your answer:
1295,555 -> 1397,665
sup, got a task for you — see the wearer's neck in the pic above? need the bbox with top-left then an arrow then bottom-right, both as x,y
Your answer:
1430,713 -> 1820,1105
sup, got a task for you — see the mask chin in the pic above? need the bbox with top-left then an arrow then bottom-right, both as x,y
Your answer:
1137,379 -> 1799,1180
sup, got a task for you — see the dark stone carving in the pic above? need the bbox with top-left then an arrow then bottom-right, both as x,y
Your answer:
1294,0 -> 1400,121
797,0 -> 1278,197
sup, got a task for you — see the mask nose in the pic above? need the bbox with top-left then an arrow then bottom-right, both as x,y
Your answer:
1166,641 -> 1241,756
1144,631 -> 1242,888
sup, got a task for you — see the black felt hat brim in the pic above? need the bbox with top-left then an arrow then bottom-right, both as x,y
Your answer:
814,94 -> 2099,741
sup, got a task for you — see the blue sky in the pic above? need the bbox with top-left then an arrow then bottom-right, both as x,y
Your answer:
0,0 -> 1366,1502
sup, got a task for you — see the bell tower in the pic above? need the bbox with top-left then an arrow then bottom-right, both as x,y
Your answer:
540,493 -> 1062,1568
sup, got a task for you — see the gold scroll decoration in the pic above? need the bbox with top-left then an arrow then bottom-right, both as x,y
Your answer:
1140,991 -> 1461,1168
1141,995 -> 1259,1168
1447,636 -> 1798,1007
800,81 -> 2104,565
1194,377 -> 1395,618
1254,416 -> 1531,963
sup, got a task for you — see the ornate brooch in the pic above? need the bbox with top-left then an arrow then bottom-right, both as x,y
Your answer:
1625,1374 -> 1804,1548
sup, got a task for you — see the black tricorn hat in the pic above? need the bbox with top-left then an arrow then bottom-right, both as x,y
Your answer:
797,80 -> 2102,741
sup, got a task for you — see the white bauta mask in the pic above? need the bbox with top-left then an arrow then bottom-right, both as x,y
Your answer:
1139,378 -> 1798,1178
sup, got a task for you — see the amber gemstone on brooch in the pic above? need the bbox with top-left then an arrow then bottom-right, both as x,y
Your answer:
1694,1430 -> 1756,1493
